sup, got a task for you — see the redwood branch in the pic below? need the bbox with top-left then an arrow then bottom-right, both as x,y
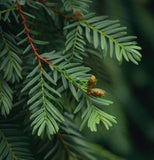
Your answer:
16,0 -> 50,66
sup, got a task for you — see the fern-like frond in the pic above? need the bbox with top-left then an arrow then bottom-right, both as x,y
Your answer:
21,64 -> 64,138
64,21 -> 86,60
62,0 -> 92,14
34,113 -> 96,160
41,50 -> 115,131
0,31 -> 22,83
0,75 -> 13,116
41,51 -> 91,101
0,123 -> 34,160
80,14 -> 142,64
73,91 -> 117,131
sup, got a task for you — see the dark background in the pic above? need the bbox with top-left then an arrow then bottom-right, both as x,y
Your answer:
84,0 -> 154,160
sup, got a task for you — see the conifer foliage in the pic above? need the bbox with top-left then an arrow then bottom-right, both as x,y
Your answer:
0,0 -> 141,159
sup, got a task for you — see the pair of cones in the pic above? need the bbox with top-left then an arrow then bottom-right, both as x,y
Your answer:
87,76 -> 104,97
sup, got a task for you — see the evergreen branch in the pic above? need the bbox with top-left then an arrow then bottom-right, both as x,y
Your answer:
40,67 -> 48,122
63,0 -> 92,14
45,54 -> 114,131
81,21 -> 132,58
69,22 -> 80,61
0,131 -> 18,160
0,32 -> 22,82
49,62 -> 88,95
0,76 -> 13,116
34,0 -> 82,22
79,95 -> 117,131
21,64 -> 64,137
63,22 -> 86,60
16,1 -> 84,87
16,2 -> 70,136
37,0 -> 74,20
16,1 -> 86,99
0,124 -> 34,160
0,1 -> 143,159
35,113 -> 96,160
1,33 -> 15,71
16,0 -> 50,67
16,1 -> 88,99
79,16 -> 142,64
84,21 -> 124,50
52,65 -> 89,94
39,52 -> 89,95
16,1 -> 118,134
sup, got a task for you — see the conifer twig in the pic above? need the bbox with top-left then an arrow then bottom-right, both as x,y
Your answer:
35,0 -> 82,22
39,0 -> 74,20
16,0 -> 90,93
16,0 -> 50,68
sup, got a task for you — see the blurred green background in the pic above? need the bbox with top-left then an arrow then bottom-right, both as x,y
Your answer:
83,0 -> 154,159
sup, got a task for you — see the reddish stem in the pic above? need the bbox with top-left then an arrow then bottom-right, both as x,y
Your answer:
38,0 -> 81,22
39,0 -> 73,20
16,0 -> 50,67
16,0 -> 86,92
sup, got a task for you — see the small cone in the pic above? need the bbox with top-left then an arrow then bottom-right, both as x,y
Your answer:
87,76 -> 96,89
92,90 -> 104,97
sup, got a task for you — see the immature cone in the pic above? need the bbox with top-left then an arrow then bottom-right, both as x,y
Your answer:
92,90 -> 104,97
87,76 -> 96,89
73,11 -> 82,20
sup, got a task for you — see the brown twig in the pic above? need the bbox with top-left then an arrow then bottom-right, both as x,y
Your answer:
39,0 -> 74,20
16,0 -> 86,93
37,0 -> 82,22
16,0 -> 50,68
